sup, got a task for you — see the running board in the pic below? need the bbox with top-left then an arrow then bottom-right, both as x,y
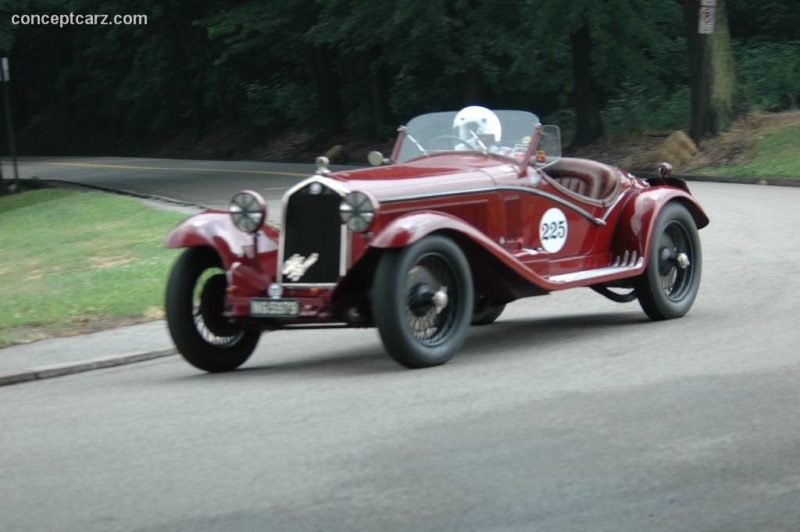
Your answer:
547,251 -> 643,284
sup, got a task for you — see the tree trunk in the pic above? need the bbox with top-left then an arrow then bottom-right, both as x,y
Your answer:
369,50 -> 391,139
461,65 -> 482,107
569,24 -> 603,147
192,73 -> 206,141
684,0 -> 738,144
311,46 -> 344,137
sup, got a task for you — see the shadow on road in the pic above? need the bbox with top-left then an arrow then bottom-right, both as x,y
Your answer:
165,310 -> 649,383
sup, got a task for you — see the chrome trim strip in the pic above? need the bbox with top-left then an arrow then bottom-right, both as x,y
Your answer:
601,189 -> 630,222
382,185 -> 605,226
547,257 -> 644,283
281,175 -> 351,201
339,224 -> 350,277
281,283 -> 338,289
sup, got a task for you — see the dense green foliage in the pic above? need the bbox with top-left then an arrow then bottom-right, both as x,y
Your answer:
734,41 -> 800,110
0,0 -> 798,153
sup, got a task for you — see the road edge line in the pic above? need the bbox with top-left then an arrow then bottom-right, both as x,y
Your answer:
0,349 -> 177,387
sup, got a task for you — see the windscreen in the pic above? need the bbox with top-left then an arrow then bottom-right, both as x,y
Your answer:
396,110 -> 540,163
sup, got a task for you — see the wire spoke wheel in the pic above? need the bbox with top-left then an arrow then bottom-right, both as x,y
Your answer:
373,236 -> 474,368
403,257 -> 457,345
193,271 -> 244,347
637,203 -> 702,321
166,248 -> 261,372
656,223 -> 694,301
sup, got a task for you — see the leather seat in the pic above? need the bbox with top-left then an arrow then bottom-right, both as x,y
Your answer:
544,158 -> 618,201
555,175 -> 598,198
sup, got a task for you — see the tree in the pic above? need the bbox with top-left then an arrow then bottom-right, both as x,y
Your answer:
310,0 -> 533,137
521,0 -> 684,146
728,0 -> 800,41
683,0 -> 738,143
568,23 -> 604,146
200,0 -> 344,136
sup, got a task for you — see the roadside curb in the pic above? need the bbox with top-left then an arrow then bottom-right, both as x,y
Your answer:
21,177 -> 285,229
685,174 -> 800,187
22,177 -> 211,210
0,348 -> 176,387
631,172 -> 800,187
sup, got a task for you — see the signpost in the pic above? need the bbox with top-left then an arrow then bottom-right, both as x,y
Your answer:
0,56 -> 19,187
699,0 -> 716,34
698,6 -> 716,34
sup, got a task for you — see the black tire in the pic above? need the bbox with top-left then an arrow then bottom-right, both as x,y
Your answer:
636,202 -> 702,320
472,296 -> 506,326
373,236 -> 474,369
165,248 -> 261,372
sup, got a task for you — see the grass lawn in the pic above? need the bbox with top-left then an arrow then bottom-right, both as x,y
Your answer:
0,187 -> 186,347
696,120 -> 800,179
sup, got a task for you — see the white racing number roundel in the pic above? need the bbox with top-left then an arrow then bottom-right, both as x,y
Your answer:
539,208 -> 568,253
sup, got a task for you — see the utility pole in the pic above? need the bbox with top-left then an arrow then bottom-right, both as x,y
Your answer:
695,0 -> 716,143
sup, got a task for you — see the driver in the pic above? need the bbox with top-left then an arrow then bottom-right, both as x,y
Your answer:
452,106 -> 510,155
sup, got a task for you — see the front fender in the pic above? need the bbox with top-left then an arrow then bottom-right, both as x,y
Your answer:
165,211 -> 279,270
614,188 -> 709,262
370,211 -> 493,249
367,211 -> 555,297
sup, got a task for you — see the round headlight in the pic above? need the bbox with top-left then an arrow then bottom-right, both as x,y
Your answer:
339,191 -> 377,233
229,190 -> 267,234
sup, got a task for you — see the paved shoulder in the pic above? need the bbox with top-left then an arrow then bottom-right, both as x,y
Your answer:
0,321 -> 175,386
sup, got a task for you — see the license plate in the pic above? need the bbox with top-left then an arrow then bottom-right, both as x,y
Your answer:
250,299 -> 300,317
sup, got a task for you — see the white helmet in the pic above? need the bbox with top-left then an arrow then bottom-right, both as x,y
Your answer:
453,106 -> 502,143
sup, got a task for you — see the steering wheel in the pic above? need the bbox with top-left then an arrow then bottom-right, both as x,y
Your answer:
428,135 -> 473,151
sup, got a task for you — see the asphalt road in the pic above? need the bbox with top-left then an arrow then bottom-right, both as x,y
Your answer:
2,158 -> 800,531
14,156 -> 340,220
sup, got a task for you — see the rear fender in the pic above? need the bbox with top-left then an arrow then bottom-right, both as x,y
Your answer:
614,188 -> 709,265
165,211 -> 279,271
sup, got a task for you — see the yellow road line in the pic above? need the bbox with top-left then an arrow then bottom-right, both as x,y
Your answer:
30,161 -> 309,178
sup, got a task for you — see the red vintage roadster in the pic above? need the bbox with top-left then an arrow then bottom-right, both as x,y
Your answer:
164,107 -> 709,371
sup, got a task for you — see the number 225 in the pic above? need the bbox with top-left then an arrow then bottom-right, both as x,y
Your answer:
541,220 -> 566,240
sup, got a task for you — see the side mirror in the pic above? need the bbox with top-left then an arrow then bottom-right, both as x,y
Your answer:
368,151 -> 388,167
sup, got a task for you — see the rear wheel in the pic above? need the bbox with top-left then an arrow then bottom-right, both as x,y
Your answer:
472,295 -> 506,326
165,248 -> 261,372
636,203 -> 702,320
373,236 -> 474,368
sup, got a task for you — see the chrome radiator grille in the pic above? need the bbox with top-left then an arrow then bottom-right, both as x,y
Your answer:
281,183 -> 343,284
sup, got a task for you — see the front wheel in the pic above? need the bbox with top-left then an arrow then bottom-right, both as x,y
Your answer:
636,203 -> 702,320
372,236 -> 474,369
165,248 -> 261,372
